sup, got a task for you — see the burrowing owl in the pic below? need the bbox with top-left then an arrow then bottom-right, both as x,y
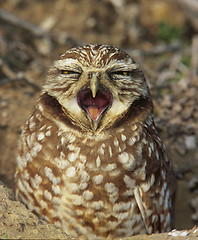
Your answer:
15,44 -> 175,239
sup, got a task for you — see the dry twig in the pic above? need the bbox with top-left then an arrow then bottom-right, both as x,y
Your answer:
0,8 -> 48,37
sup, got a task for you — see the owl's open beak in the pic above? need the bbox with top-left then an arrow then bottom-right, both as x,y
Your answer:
77,88 -> 112,130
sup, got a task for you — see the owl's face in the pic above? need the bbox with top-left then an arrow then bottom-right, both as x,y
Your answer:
43,44 -> 150,132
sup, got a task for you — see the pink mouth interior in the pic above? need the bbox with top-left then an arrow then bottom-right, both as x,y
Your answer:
77,88 -> 112,120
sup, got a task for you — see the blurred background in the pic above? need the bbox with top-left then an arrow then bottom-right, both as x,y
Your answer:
0,0 -> 198,231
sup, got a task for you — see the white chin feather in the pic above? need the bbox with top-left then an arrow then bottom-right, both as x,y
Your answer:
108,98 -> 129,117
60,97 -> 82,117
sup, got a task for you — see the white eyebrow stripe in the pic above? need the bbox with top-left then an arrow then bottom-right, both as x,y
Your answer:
54,58 -> 80,68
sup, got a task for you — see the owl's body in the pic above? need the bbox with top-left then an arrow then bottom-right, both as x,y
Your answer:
15,44 -> 175,239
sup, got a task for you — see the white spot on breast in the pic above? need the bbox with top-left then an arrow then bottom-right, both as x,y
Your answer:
141,182 -> 150,192
121,134 -> 126,141
128,137 -> 136,146
118,152 -> 129,164
114,211 -> 129,221
76,209 -> 84,216
59,152 -> 65,159
30,142 -> 42,158
37,132 -> 45,141
96,156 -> 101,168
83,190 -> 94,201
114,138 -> 119,147
98,143 -> 105,155
105,182 -> 116,193
67,144 -> 75,151
113,202 -> 131,212
67,183 -> 79,193
53,197 -> 61,205
29,121 -> 35,130
61,136 -> 67,145
26,136 -> 31,148
54,157 -> 69,169
34,173 -> 42,185
16,155 -> 26,169
40,199 -> 48,209
131,124 -> 137,131
70,194 -> 84,206
106,163 -> 117,171
79,182 -> 88,190
67,133 -> 76,143
29,115 -> 34,122
27,132 -> 36,147
109,146 -> 113,157
91,200 -> 104,210
148,146 -> 152,157
44,190 -> 52,201
44,167 -> 61,184
123,189 -> 133,197
68,152 -> 78,162
23,170 -> 30,180
109,192 -> 119,203
30,174 -> 42,189
46,130 -> 51,137
38,103 -> 44,112
109,169 -> 121,177
66,166 -> 76,178
92,174 -> 103,185
124,175 -> 135,188
104,183 -> 119,203
108,221 -> 118,229
52,184 -> 61,195
80,170 -> 90,182
39,125 -> 46,131
79,155 -> 87,163
76,162 -> 85,171
17,178 -> 25,194
92,217 -> 99,225
150,174 -> 155,186
22,179 -> 33,193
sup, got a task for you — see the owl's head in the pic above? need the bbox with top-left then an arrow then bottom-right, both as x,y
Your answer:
42,44 -> 152,133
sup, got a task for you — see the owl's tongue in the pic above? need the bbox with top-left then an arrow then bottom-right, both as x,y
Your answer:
87,107 -> 100,120
77,89 -> 112,121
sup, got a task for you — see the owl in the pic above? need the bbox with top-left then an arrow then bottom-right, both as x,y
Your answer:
15,44 -> 175,239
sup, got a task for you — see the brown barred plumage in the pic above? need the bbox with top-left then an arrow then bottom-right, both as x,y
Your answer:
15,44 -> 175,239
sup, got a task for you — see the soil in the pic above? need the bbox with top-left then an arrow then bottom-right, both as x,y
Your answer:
0,0 -> 198,239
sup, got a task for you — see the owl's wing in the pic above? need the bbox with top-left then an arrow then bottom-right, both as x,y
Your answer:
134,186 -> 152,234
133,126 -> 175,233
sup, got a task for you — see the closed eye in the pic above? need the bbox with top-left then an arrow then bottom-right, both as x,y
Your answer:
115,71 -> 130,76
110,71 -> 131,78
60,70 -> 81,75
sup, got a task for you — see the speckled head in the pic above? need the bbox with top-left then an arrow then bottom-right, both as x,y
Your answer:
60,44 -> 135,68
